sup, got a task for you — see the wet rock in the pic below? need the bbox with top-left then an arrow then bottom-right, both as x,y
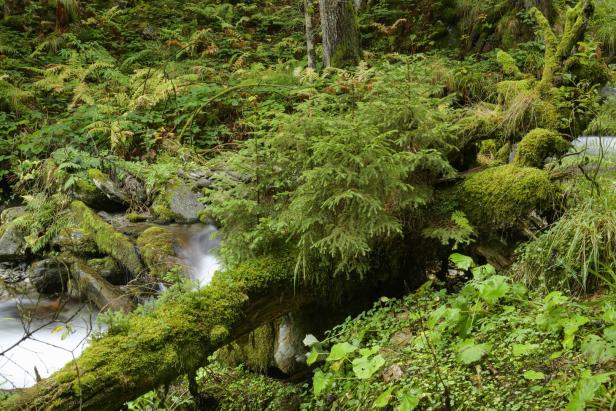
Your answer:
97,211 -> 131,229
69,259 -> 133,312
0,225 -> 27,261
87,257 -> 128,285
87,169 -> 130,207
51,226 -> 98,255
273,314 -> 308,375
27,259 -> 71,295
151,181 -> 205,223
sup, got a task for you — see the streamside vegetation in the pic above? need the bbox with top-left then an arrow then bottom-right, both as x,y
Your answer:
0,0 -> 615,410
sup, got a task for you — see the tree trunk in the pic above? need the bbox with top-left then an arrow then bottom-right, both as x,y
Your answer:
304,0 -> 317,69
319,0 -> 360,68
1,255 -> 309,411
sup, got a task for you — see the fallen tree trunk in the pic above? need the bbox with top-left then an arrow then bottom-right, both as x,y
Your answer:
2,254 -> 308,411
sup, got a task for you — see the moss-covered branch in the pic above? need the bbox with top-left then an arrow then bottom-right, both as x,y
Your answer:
2,255 -> 307,411
530,0 -> 594,90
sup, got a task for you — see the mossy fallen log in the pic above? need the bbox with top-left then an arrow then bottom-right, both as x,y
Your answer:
70,201 -> 145,276
1,254 -> 307,411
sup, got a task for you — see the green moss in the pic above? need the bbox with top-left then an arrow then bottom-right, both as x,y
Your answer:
496,50 -> 523,78
73,176 -> 100,204
210,325 -> 230,345
459,164 -> 559,231
150,179 -> 179,223
126,213 -> 149,222
496,79 -> 533,105
217,323 -> 275,373
70,201 -> 145,275
136,226 -> 181,278
87,168 -> 110,183
514,128 -> 571,168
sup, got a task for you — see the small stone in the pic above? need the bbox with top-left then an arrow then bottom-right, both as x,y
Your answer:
390,329 -> 412,346
382,364 -> 404,383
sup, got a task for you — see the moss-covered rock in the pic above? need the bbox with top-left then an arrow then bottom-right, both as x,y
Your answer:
150,179 -> 204,223
51,226 -> 99,255
459,164 -> 559,231
136,226 -> 184,278
70,201 -> 145,276
0,224 -> 27,262
514,128 -> 571,167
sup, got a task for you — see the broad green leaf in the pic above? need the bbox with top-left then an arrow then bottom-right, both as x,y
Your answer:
581,334 -> 616,365
604,325 -> 616,342
352,354 -> 386,379
562,315 -> 589,350
477,275 -> 510,305
523,370 -> 545,380
397,390 -> 421,411
326,342 -> 357,362
312,370 -> 332,396
566,370 -> 614,411
306,348 -> 319,365
373,387 -> 394,408
456,339 -> 489,365
449,253 -> 474,270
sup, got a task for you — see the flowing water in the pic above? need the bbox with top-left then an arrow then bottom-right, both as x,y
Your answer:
180,224 -> 221,287
0,297 -> 98,389
0,225 -> 221,389
573,136 -> 616,156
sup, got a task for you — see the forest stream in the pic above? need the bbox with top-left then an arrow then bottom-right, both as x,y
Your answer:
0,226 -> 220,390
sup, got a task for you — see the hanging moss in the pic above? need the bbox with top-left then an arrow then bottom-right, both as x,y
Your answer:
70,201 -> 145,276
514,128 -> 571,168
459,164 -> 560,231
216,323 -> 276,374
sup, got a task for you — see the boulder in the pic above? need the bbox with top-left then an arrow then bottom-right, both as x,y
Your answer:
151,181 -> 204,223
87,169 -> 130,208
27,259 -> 71,295
0,225 -> 27,261
136,226 -> 185,279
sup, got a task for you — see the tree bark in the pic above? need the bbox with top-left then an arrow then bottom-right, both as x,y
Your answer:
319,0 -> 360,68
1,255 -> 310,411
304,0 -> 317,69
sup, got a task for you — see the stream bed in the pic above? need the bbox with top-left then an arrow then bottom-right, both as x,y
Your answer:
0,226 -> 221,389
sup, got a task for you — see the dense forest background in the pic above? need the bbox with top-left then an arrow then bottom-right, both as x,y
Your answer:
1,0 -> 616,409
